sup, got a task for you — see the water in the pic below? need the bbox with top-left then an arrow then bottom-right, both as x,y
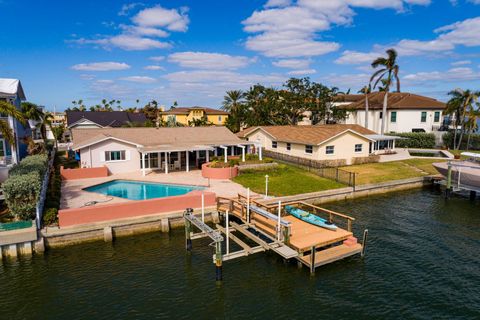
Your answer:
1,189 -> 479,319
84,180 -> 203,200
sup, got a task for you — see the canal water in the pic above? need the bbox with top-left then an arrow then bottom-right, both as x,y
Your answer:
1,189 -> 479,319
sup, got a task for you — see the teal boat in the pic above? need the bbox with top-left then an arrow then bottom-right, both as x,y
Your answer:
285,205 -> 337,231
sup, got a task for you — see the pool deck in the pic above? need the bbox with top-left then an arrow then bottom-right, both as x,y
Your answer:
61,170 -> 255,209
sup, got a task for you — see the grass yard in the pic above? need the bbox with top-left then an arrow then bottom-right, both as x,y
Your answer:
448,149 -> 480,159
341,158 -> 445,185
232,164 -> 345,196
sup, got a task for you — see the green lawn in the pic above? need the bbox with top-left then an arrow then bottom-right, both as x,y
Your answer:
341,158 -> 445,185
448,149 -> 480,159
232,164 -> 345,196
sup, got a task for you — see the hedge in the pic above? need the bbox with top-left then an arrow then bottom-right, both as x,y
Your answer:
387,132 -> 436,148
42,152 -> 64,226
442,132 -> 480,150
4,154 -> 49,220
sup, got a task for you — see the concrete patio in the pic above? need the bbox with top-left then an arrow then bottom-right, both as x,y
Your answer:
61,170 -> 255,209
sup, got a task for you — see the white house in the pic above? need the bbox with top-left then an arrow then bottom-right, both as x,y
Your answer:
72,126 -> 254,175
237,124 -> 397,165
338,92 -> 446,134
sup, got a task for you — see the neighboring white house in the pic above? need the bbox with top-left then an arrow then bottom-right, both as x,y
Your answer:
338,92 -> 446,134
237,124 -> 397,165
72,127 -> 254,175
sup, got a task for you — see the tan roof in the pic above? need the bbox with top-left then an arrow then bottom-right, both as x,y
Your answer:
333,94 -> 364,103
237,124 -> 376,145
161,106 -> 229,115
344,92 -> 446,110
72,126 -> 246,151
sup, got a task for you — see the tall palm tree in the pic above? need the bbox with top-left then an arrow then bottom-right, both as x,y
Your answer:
370,48 -> 400,134
446,89 -> 480,150
465,108 -> 479,150
222,90 -> 245,132
358,85 -> 371,129
0,100 -> 26,147
21,102 -> 43,131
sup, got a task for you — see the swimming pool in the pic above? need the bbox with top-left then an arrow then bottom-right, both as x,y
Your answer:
84,180 -> 204,200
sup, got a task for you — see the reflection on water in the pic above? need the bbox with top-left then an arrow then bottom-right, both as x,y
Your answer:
0,189 -> 479,319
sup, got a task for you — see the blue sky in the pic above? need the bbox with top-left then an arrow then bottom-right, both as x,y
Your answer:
1,0 -> 480,111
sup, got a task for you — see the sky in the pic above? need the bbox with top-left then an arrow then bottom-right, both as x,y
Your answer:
1,0 -> 480,111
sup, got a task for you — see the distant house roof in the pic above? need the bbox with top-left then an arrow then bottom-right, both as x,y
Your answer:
0,78 -> 26,100
342,92 -> 446,110
237,124 -> 376,145
161,106 -> 229,115
72,126 -> 248,152
333,94 -> 364,103
66,111 -> 147,128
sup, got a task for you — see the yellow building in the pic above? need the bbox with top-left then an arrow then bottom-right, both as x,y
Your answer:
160,106 -> 229,126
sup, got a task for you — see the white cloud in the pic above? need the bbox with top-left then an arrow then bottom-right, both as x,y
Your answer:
120,76 -> 157,83
242,0 -> 428,59
118,3 -> 143,16
337,16 -> 480,64
403,67 -> 480,83
168,52 -> 251,70
265,0 -> 292,8
144,65 -> 165,71
88,79 -> 134,99
335,50 -> 382,64
70,5 -> 187,51
272,59 -> 311,69
451,60 -> 471,66
132,6 -> 189,32
149,56 -> 165,61
287,69 -> 316,75
71,62 -> 131,71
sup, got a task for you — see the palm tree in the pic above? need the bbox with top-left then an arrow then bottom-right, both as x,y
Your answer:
222,90 -> 245,132
465,108 -> 479,150
21,102 -> 44,139
51,125 -> 65,149
0,100 -> 26,147
358,85 -> 371,129
446,89 -> 480,149
370,48 -> 400,134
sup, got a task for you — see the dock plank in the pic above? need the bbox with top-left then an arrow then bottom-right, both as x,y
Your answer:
300,244 -> 362,268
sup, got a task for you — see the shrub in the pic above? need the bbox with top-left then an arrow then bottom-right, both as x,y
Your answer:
9,154 -> 48,177
42,208 -> 58,225
387,132 -> 436,148
3,172 -> 42,220
442,132 -> 480,150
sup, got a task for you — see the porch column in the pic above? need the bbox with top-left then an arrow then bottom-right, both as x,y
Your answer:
258,144 -> 263,161
196,150 -> 199,167
186,151 -> 189,172
158,152 -> 161,168
230,146 -> 234,156
239,145 -> 246,162
206,150 -> 210,162
142,152 -> 146,177
392,139 -> 395,150
214,148 -> 218,156
165,152 -> 168,174
221,146 -> 228,163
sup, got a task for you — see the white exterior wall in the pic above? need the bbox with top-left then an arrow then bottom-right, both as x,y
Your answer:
80,140 -> 140,174
344,109 -> 443,133
246,130 -> 371,165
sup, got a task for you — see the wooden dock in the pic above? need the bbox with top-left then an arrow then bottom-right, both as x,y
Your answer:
184,192 -> 368,281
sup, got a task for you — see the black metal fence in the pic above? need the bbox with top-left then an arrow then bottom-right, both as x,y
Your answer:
263,150 -> 356,188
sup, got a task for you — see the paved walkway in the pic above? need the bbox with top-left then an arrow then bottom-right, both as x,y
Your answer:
61,170 -> 254,209
379,148 -> 454,163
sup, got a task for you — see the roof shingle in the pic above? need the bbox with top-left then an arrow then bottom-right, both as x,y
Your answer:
66,111 -> 147,127
342,92 -> 446,110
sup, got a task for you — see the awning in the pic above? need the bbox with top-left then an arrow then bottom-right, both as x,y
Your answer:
365,134 -> 402,141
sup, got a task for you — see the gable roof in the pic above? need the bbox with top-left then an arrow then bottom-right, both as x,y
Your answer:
237,124 -> 376,145
66,111 -> 147,127
0,78 -> 26,100
72,126 -> 246,151
161,106 -> 229,115
343,92 -> 446,110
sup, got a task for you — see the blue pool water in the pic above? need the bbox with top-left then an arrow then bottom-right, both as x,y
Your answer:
84,180 -> 203,200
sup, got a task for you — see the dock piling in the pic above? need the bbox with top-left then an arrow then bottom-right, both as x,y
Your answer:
185,208 -> 193,251
310,246 -> 316,274
215,241 -> 223,282
361,229 -> 369,257
277,201 -> 282,241
226,210 -> 230,255
470,190 -> 477,201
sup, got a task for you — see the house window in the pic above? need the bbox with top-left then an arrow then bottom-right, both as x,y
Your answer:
326,145 -> 335,155
305,145 -> 313,154
355,144 -> 363,152
218,116 -> 222,122
272,141 -> 277,149
434,111 -> 440,123
105,150 -> 126,161
379,111 -> 383,119
421,112 -> 427,123
286,143 -> 291,151
390,111 -> 397,123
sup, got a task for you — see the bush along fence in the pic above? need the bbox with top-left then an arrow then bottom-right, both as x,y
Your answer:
442,132 -> 480,150
387,132 -> 436,148
263,150 -> 357,188
3,151 -> 55,230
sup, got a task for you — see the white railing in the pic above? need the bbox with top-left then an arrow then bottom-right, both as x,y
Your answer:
35,150 -> 55,229
0,156 -> 13,166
